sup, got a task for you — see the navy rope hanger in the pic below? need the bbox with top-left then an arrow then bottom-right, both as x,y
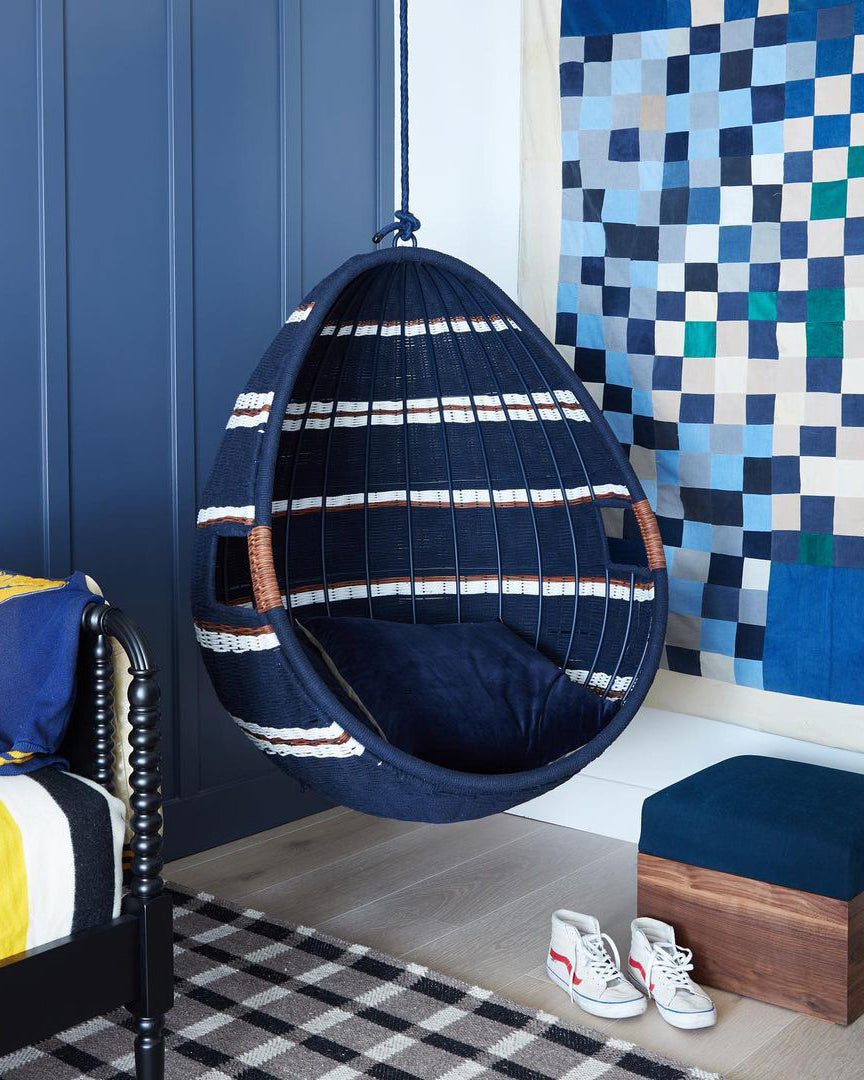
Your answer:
373,0 -> 421,246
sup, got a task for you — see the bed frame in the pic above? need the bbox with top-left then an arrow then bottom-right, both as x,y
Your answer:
0,601 -> 173,1080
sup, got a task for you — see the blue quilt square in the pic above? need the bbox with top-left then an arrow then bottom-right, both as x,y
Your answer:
753,184 -> 782,222
807,357 -> 841,393
785,78 -> 815,118
719,87 -> 753,128
800,425 -> 836,456
602,188 -> 639,223
584,34 -> 613,63
711,454 -> 744,490
770,531 -> 799,561
580,96 -> 612,129
582,221 -> 606,257
660,186 -> 689,224
656,449 -> 681,486
755,13 -> 787,47
665,131 -> 689,161
721,155 -> 751,186
780,220 -> 808,259
555,312 -> 576,346
852,73 -> 864,113
690,128 -> 720,160
690,52 -> 721,93
609,127 -> 640,161
603,383 -> 633,414
734,658 -> 764,689
630,260 -> 658,289
581,256 -> 604,285
679,423 -> 710,453
817,3 -> 854,40
667,0 -> 691,27
787,8 -> 817,43
764,565 -> 864,705
653,355 -> 683,390
702,585 -> 741,622
835,536 -> 864,568
606,410 -> 634,445
667,93 -> 691,132
752,45 -> 785,86
670,576 -> 704,617
718,290 -> 749,319
560,62 -> 584,96
576,313 -> 605,349
743,494 -> 772,531
680,394 -> 715,423
667,54 -> 690,96
604,350 -> 629,385
777,289 -> 806,321
685,262 -> 718,291
720,125 -> 753,157
720,53 -> 753,93
688,187 -> 721,224
845,217 -> 864,256
719,226 -> 751,263
663,161 -> 690,190
743,529 -> 772,559
750,263 -> 780,291
557,282 -> 577,313
627,318 -> 655,354
562,160 -> 582,189
772,456 -> 800,493
783,151 -> 812,183
735,622 -> 765,660
816,35 -> 854,77
814,114 -> 851,149
749,321 -> 778,359
809,257 -> 844,289
639,160 -> 664,191
611,59 -> 641,95
726,0 -> 758,21
752,83 -> 785,123
602,285 -> 630,316
701,617 -> 737,654
657,291 -> 686,320
752,120 -> 784,155
800,496 -> 833,535
691,24 -> 721,55
667,645 -> 702,676
682,519 -> 714,551
842,394 -> 864,426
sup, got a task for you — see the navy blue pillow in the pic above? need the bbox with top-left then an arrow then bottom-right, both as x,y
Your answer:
297,617 -> 611,774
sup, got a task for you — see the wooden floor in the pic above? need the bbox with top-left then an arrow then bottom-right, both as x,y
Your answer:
168,809 -> 864,1079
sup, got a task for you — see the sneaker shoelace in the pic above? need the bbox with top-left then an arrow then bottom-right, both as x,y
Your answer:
568,932 -> 623,1003
645,941 -> 696,994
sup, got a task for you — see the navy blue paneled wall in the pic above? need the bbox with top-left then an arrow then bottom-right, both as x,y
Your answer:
1,0 -> 393,857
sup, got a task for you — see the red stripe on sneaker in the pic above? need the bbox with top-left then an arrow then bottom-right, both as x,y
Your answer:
628,956 -> 653,992
549,948 -> 581,985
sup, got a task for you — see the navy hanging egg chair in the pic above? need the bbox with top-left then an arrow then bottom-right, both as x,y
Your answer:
192,245 -> 668,822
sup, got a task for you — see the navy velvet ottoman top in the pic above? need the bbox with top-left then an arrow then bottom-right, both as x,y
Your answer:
639,755 -> 864,902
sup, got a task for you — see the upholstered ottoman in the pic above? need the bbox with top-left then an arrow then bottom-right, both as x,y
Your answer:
637,755 -> 864,1024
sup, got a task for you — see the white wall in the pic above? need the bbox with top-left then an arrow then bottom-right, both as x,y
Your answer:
396,0 -> 522,296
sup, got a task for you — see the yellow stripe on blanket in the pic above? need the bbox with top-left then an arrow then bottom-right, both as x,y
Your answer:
0,795 -> 28,959
0,751 -> 36,767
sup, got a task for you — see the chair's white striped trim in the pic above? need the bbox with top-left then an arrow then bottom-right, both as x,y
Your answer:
288,573 -> 653,609
194,621 -> 279,653
287,482 -> 630,515
234,718 -> 365,758
285,302 -> 315,324
196,483 -> 630,527
227,391 -> 274,429
281,390 -> 589,430
318,314 -> 520,337
578,576 -> 654,602
565,669 -> 633,699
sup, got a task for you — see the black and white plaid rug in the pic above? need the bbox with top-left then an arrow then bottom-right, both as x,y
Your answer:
0,887 -> 722,1079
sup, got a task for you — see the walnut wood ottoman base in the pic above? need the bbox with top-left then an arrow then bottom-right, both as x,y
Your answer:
637,853 -> 864,1025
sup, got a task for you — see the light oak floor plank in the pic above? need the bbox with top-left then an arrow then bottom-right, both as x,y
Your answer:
727,1012 -> 864,1080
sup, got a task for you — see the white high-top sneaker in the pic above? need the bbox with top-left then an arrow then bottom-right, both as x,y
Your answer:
628,918 -> 717,1030
546,910 -> 647,1019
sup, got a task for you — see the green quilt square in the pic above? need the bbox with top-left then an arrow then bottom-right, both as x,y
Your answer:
849,146 -> 864,179
749,291 -> 778,320
807,288 -> 845,323
800,533 -> 833,566
684,321 -> 716,357
811,180 -> 847,220
806,321 -> 844,358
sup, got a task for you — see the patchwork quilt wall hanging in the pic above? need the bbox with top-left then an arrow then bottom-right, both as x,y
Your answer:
555,0 -> 864,705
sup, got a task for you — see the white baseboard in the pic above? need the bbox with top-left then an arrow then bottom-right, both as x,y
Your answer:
509,706 -> 864,843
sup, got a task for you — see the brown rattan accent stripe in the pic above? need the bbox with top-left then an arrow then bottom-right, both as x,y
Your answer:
195,620 -> 274,636
633,498 -> 666,571
248,525 -> 282,612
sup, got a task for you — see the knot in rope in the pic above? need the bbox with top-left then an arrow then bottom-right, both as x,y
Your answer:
373,209 -> 421,246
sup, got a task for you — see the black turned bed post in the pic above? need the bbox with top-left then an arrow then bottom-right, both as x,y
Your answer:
82,603 -> 174,1080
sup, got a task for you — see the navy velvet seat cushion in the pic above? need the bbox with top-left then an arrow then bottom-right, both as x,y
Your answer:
640,755 -> 864,901
297,617 -> 611,774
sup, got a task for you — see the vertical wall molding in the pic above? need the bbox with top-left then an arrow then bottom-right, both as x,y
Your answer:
36,0 -> 71,576
166,0 -> 199,799
375,0 -> 395,234
279,0 -> 303,316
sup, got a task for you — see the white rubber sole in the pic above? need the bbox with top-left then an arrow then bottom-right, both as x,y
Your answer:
546,962 -> 648,1019
655,1001 -> 717,1030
